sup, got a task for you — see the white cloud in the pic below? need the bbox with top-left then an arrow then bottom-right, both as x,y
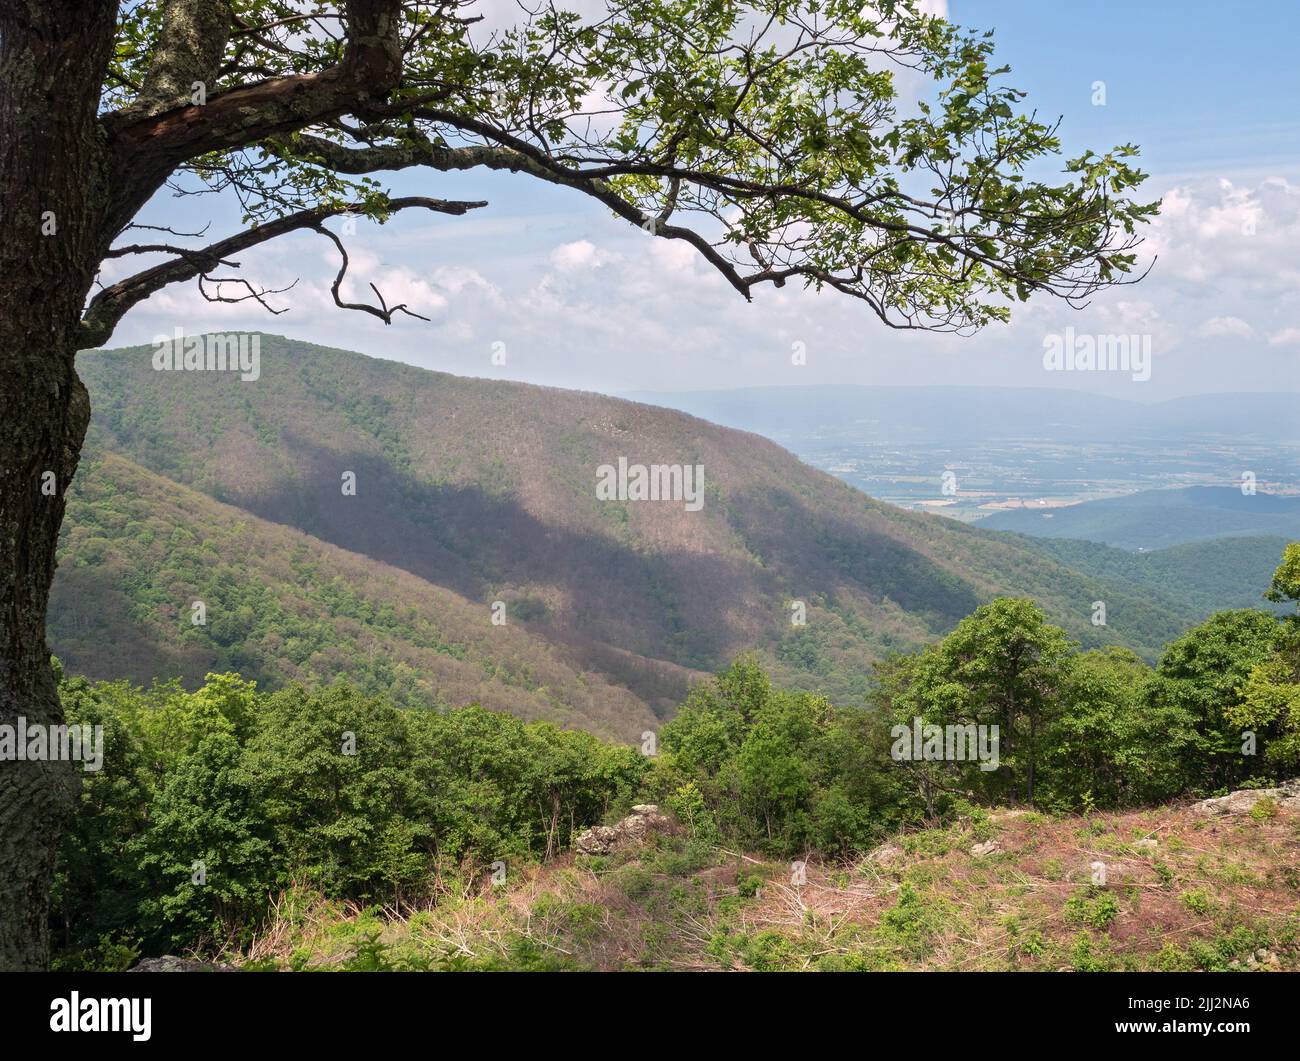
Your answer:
549,240 -> 618,273
104,163 -> 1300,398
1199,315 -> 1254,338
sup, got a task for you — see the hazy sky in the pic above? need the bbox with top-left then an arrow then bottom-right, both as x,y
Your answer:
100,0 -> 1300,400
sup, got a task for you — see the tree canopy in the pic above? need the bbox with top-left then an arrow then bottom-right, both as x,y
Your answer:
81,0 -> 1156,346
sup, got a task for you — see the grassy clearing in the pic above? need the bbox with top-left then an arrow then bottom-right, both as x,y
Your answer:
228,802 -> 1300,972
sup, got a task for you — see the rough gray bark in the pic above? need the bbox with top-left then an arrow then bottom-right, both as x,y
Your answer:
0,1 -> 117,971
0,0 -> 407,970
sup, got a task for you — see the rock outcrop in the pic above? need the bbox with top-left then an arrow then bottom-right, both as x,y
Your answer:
865,842 -> 903,866
129,956 -> 238,972
575,804 -> 671,856
1193,779 -> 1300,817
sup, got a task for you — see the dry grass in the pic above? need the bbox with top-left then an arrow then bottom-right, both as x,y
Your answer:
231,801 -> 1300,972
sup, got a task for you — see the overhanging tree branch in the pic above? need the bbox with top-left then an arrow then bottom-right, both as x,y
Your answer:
312,225 -> 432,323
92,0 -> 1156,337
80,195 -> 485,347
272,115 -> 1149,330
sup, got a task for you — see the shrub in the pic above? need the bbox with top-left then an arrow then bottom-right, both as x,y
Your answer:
1063,889 -> 1120,931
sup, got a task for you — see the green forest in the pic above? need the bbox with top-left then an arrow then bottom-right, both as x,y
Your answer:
50,544 -> 1300,970
61,336 -> 1220,724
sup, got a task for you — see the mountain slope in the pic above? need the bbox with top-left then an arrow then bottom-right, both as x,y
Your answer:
52,451 -> 667,740
63,335 -> 1207,724
1009,534 -> 1291,617
980,487 -> 1300,549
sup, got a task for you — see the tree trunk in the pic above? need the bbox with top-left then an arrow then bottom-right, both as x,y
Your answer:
0,1 -> 117,970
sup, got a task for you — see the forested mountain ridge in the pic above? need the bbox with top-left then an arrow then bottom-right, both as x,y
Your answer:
1010,534 -> 1291,617
61,334 -> 1205,728
52,451 -> 666,739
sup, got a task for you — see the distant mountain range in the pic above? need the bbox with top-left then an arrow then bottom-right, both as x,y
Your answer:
624,385 -> 1300,443
52,337 -> 1285,737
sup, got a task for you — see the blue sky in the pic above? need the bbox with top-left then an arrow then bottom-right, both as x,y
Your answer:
103,0 -> 1300,399
961,0 -> 1300,179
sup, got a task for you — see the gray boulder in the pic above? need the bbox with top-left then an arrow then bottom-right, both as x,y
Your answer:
865,842 -> 903,866
1193,779 -> 1300,817
575,804 -> 671,855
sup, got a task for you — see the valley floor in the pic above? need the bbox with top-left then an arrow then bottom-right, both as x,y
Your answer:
230,799 -> 1300,972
